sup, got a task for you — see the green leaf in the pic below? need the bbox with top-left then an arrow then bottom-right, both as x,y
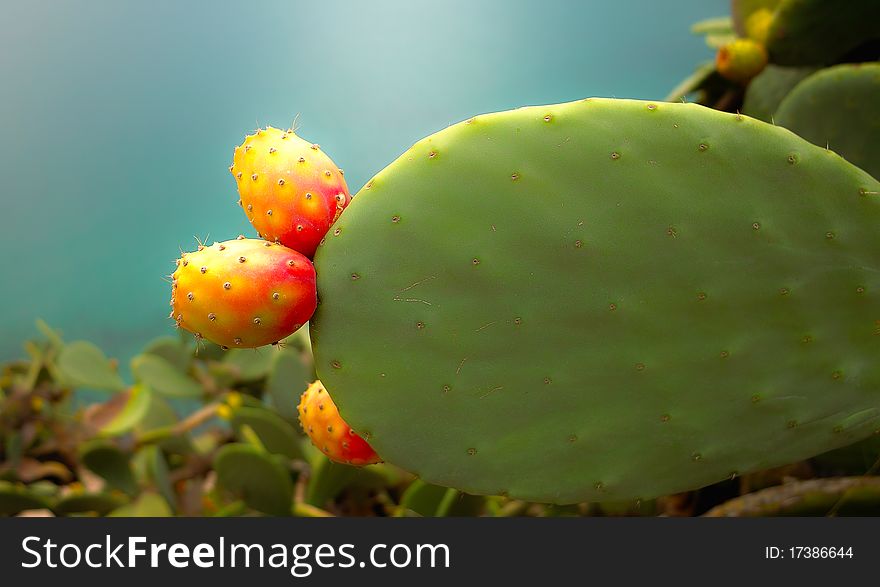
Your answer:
231,407 -> 304,460
88,384 -> 153,437
398,480 -> 449,517
214,444 -> 293,516
704,32 -> 737,48
266,349 -> 312,424
35,319 -> 64,350
664,61 -> 717,102
54,492 -> 127,516
108,492 -> 172,517
56,341 -> 125,392
223,348 -> 275,381
79,441 -> 138,496
305,458 -> 357,507
131,353 -> 203,398
3,432 -> 22,471
690,15 -> 733,35
142,446 -> 176,510
305,456 -> 390,508
282,323 -> 312,353
398,479 -> 485,517
0,481 -> 52,515
142,336 -> 192,372
134,393 -> 193,454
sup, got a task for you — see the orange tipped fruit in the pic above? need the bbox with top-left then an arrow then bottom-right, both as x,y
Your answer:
170,237 -> 316,349
298,380 -> 380,466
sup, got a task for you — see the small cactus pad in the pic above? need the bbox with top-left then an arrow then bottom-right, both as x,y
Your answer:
765,0 -> 880,66
775,63 -> 880,179
170,238 -> 316,348
310,98 -> 880,503
298,380 -> 380,466
742,64 -> 817,123
231,127 -> 351,258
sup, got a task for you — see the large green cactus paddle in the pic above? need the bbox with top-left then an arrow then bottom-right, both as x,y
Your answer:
310,98 -> 880,504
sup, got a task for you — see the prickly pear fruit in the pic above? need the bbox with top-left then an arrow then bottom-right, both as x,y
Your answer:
170,237 -> 316,349
716,39 -> 768,83
297,380 -> 380,466
230,127 -> 351,258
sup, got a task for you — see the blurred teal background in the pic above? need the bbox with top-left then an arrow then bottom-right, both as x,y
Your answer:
0,0 -> 725,363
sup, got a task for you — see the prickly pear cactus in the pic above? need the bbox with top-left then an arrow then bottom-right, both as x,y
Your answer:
742,64 -> 816,122
310,98 -> 880,503
775,63 -> 880,179
764,0 -> 880,66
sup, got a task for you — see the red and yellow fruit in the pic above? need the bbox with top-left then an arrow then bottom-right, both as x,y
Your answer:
231,126 -> 351,258
170,237 -> 316,348
298,380 -> 380,466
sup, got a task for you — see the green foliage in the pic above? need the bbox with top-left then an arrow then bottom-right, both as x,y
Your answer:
92,384 -> 153,437
108,492 -> 173,517
54,492 -> 127,516
214,443 -> 293,516
665,62 -> 719,103
765,0 -> 880,66
266,349 -> 313,423
230,406 -> 304,460
690,16 -> 736,48
141,336 -> 192,371
741,64 -> 817,122
704,477 -> 880,516
0,482 -> 52,515
57,340 -> 125,392
132,354 -> 204,398
398,480 -> 485,517
222,349 -> 275,381
79,441 -> 138,495
775,63 -> 880,178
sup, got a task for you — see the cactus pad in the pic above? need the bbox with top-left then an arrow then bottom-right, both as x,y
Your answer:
765,0 -> 880,66
742,65 -> 817,123
310,98 -> 880,503
775,63 -> 880,179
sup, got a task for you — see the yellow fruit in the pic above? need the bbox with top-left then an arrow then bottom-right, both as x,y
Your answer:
716,39 -> 768,83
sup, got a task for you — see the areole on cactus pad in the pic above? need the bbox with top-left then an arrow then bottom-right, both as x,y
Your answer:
309,97 -> 880,503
